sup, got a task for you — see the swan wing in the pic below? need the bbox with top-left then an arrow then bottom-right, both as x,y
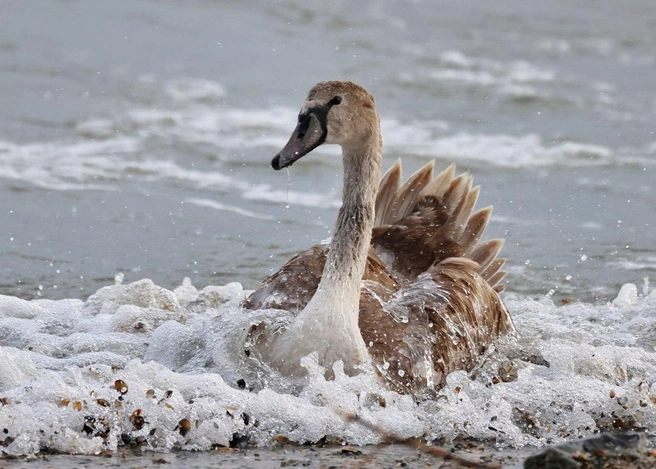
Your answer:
360,257 -> 513,395
246,161 -> 507,312
244,244 -> 327,314
372,162 -> 506,291
245,245 -> 396,313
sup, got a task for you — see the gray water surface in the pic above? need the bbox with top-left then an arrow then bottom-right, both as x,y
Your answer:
1,0 -> 655,302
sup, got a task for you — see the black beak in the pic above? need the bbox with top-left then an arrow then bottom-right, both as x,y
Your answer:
272,112 -> 327,170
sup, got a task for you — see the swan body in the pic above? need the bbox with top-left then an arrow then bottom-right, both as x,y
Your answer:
245,81 -> 513,394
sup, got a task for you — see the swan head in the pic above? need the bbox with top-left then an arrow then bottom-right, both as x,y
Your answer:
272,80 -> 379,170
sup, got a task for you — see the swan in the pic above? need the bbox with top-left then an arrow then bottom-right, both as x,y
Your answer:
245,80 -> 514,395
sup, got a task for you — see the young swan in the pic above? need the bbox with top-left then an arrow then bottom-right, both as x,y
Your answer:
246,81 -> 514,395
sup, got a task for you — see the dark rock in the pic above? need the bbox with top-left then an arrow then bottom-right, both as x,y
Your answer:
524,433 -> 654,469
229,432 -> 249,449
340,447 -> 362,455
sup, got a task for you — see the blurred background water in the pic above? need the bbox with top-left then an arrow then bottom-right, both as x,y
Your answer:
1,0 -> 655,302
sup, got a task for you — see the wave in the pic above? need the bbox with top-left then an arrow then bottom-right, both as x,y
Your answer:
185,198 -> 274,220
242,184 -> 341,209
399,50 -> 556,101
383,132 -> 615,168
0,78 -> 650,200
1,277 -> 655,455
608,256 -> 656,272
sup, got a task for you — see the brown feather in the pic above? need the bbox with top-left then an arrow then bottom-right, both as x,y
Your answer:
470,239 -> 505,272
481,258 -> 506,282
388,161 -> 434,223
360,258 -> 512,395
420,163 -> 456,199
451,185 -> 480,240
460,206 -> 493,256
375,160 -> 402,226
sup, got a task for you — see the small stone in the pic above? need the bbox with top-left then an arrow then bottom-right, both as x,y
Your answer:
177,419 -> 191,436
114,380 -> 129,395
340,447 -> 362,456
130,409 -> 145,430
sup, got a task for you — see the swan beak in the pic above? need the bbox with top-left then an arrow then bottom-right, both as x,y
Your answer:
272,112 -> 327,170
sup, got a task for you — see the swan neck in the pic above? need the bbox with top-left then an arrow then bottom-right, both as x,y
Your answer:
262,120 -> 382,377
320,133 -> 382,302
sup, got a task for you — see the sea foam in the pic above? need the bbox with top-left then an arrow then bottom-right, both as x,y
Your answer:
1,276 -> 655,456
0,77 -> 647,198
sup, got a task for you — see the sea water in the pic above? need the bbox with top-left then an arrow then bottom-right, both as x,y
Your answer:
1,276 -> 656,455
1,0 -> 656,458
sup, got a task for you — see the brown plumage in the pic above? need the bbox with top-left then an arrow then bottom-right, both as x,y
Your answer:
244,81 -> 514,395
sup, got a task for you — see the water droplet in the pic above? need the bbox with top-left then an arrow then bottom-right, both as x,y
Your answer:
285,168 -> 292,209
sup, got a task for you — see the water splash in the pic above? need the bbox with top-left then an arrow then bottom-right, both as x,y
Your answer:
1,278 -> 655,455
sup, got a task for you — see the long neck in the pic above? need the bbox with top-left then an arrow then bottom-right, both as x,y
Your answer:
309,132 -> 382,322
263,124 -> 383,377
325,145 -> 381,287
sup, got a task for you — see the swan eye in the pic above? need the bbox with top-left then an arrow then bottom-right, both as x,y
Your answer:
329,96 -> 342,106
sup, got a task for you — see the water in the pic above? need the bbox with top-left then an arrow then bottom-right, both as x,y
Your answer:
1,277 -> 656,457
1,0 -> 656,460
0,445 -> 534,469
1,0 -> 655,302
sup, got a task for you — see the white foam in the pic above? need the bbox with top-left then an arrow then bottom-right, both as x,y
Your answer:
420,51 -> 555,98
608,256 -> 656,272
613,284 -> 639,308
184,198 -> 274,220
0,77 -> 648,197
0,134 -> 236,192
1,278 -> 656,455
383,132 -> 614,168
429,69 -> 498,87
535,37 -> 632,58
438,50 -> 475,68
0,138 -> 137,191
243,184 -> 341,209
579,222 -> 603,230
535,39 -> 571,55
124,105 -> 297,149
163,78 -> 226,104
